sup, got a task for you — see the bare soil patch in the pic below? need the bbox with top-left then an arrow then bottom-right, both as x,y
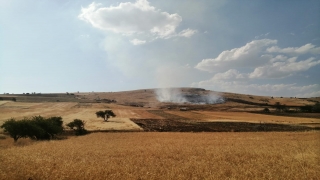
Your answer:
131,118 -> 318,132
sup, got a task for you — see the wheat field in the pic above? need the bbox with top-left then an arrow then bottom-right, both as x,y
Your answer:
0,131 -> 319,180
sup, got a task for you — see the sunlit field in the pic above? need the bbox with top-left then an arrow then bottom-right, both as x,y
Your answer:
1,89 -> 320,179
0,132 -> 319,180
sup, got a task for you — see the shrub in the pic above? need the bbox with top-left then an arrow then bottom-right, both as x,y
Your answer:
313,102 -> 320,112
263,108 -> 270,113
274,102 -> 287,112
66,119 -> 87,135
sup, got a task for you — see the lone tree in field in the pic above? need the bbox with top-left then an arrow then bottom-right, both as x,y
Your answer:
96,110 -> 116,121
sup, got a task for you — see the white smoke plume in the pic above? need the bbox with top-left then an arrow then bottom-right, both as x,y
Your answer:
155,88 -> 224,104
155,64 -> 224,104
156,88 -> 187,103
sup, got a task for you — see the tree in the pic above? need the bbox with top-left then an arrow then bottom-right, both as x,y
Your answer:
274,102 -> 287,112
263,108 -> 270,113
96,110 -> 116,121
0,116 -> 64,142
66,119 -> 87,135
31,116 -> 64,140
300,102 -> 320,113
313,102 -> 320,113
300,105 -> 313,112
0,118 -> 44,142
1,118 -> 28,142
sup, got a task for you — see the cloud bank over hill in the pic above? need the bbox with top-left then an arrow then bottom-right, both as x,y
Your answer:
193,39 -> 320,97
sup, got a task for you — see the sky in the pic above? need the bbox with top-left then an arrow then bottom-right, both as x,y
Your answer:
1,0 -> 320,97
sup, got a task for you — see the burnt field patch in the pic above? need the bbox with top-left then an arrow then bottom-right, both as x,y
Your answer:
131,119 -> 320,132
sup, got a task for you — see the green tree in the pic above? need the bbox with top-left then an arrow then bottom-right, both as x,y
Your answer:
1,118 -> 27,142
0,116 -> 64,142
96,110 -> 116,121
0,118 -> 44,142
66,119 -> 87,135
31,116 -> 64,140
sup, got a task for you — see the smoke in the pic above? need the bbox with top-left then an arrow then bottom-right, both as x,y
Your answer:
156,88 -> 188,103
155,88 -> 224,104
155,64 -> 224,104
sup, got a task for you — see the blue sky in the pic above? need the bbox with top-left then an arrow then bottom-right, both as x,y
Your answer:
1,0 -> 320,97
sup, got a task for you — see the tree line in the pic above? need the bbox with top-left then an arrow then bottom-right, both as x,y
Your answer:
263,102 -> 320,113
1,110 -> 116,142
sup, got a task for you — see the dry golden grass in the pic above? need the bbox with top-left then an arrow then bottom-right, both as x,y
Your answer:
0,102 -> 162,132
0,132 -> 319,180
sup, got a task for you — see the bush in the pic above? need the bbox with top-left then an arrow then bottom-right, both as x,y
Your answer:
274,102 -> 287,112
313,102 -> 320,112
66,119 -> 87,135
263,108 -> 270,113
300,102 -> 320,113
300,105 -> 313,112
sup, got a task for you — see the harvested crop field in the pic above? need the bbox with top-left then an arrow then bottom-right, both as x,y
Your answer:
0,132 -> 319,180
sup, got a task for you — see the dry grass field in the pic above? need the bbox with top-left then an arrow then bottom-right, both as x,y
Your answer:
0,88 -> 319,179
0,132 -> 319,180
0,101 -> 162,132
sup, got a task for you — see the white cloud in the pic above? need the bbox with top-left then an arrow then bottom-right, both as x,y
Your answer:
193,39 -> 320,97
212,69 -> 247,80
195,39 -> 277,72
192,79 -> 320,97
195,39 -> 320,79
249,57 -> 320,79
267,43 -> 320,55
254,32 -> 270,39
130,38 -> 146,45
78,0 -> 196,42
178,28 -> 197,38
